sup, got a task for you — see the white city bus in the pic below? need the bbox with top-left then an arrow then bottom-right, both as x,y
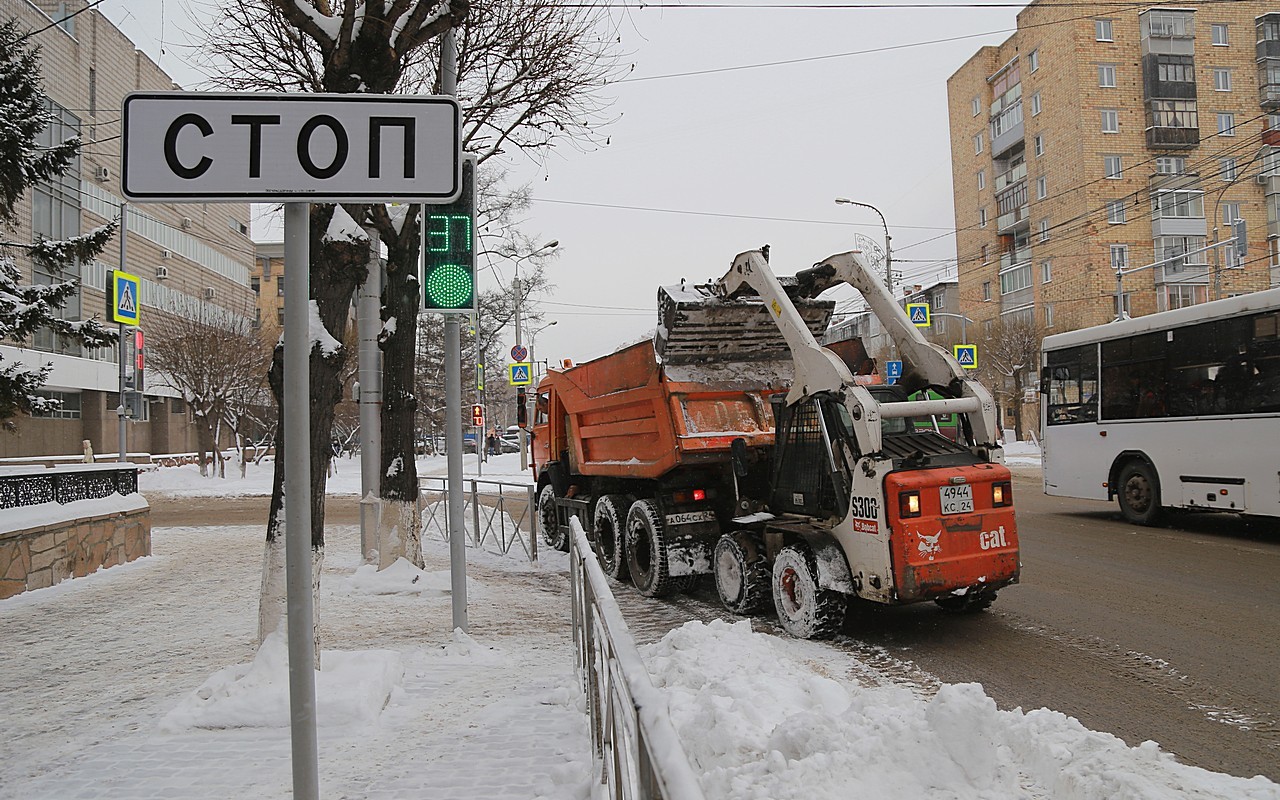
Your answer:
1040,288 -> 1280,525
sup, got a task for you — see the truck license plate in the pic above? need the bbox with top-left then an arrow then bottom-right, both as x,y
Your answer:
939,484 -> 973,515
666,510 -> 716,526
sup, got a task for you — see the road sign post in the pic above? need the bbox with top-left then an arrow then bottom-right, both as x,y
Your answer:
906,303 -> 930,328
954,344 -> 979,369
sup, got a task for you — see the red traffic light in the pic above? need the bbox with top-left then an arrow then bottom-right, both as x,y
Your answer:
471,403 -> 485,427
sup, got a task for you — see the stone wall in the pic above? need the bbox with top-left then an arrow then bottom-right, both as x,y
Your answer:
0,505 -> 150,600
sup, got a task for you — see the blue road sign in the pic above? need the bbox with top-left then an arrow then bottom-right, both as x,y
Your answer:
508,363 -> 532,386
954,344 -> 978,369
109,270 -> 141,326
886,360 -> 903,385
510,344 -> 528,362
906,303 -> 930,327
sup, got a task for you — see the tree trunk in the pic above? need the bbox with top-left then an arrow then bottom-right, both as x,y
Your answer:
257,205 -> 368,657
375,215 -> 423,568
195,413 -> 214,478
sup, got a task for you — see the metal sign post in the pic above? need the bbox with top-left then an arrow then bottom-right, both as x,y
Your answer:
123,90 -> 461,800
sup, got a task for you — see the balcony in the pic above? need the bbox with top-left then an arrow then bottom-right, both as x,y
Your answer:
999,247 -> 1031,270
997,204 -> 1030,234
991,119 -> 1024,159
1151,215 -> 1206,238
1140,9 -> 1194,56
994,162 -> 1027,193
1146,125 -> 1199,149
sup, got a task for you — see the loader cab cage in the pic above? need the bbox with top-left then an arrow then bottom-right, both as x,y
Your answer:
769,394 -> 853,520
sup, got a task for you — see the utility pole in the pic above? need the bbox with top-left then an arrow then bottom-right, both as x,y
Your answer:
117,201 -> 128,462
358,229 -> 382,563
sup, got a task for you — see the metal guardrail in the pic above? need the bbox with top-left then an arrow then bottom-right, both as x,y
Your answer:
417,476 -> 540,562
0,464 -> 139,510
569,519 -> 707,800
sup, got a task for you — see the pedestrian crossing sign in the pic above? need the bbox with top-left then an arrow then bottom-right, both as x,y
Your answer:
508,362 -> 532,386
907,303 -> 930,327
108,270 -> 141,326
954,344 -> 978,369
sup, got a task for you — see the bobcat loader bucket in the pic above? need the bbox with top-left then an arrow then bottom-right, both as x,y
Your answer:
656,281 -> 834,366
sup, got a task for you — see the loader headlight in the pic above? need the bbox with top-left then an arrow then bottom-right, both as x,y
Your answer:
899,490 -> 921,518
992,481 -> 1012,508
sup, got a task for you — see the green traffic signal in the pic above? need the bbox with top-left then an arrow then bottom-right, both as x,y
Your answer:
422,159 -> 475,312
424,261 -> 474,308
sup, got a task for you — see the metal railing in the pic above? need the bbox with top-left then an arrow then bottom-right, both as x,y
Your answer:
570,519 -> 706,800
0,464 -> 139,510
418,476 -> 540,562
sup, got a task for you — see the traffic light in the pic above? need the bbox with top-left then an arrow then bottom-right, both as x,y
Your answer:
471,403 -> 485,427
421,157 -> 475,311
516,388 -> 528,428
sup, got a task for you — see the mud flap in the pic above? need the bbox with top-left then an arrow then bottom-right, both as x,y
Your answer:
799,533 -> 856,595
666,538 -> 713,577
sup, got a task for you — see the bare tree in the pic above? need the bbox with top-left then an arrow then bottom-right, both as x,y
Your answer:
148,301 -> 270,477
974,316 -> 1045,443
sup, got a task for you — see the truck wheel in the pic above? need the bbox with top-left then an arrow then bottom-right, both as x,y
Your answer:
626,499 -> 680,598
1117,460 -> 1163,526
537,485 -> 569,552
934,590 -> 996,613
771,543 -> 845,640
714,534 -> 770,615
591,495 -> 630,581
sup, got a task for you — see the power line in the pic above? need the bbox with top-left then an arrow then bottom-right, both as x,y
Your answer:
9,0 -> 106,46
525,196 -> 952,231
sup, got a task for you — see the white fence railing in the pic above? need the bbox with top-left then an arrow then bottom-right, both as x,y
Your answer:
569,518 -> 706,800
418,476 -> 540,562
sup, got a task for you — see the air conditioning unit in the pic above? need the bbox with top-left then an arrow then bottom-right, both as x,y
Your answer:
160,249 -> 172,259
203,287 -> 216,301
1256,173 -> 1273,185
95,166 -> 110,182
154,266 -> 169,281
180,216 -> 193,230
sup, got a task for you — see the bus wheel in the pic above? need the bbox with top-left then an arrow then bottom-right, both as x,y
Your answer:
714,534 -> 770,615
626,500 -> 680,598
537,485 -> 569,552
772,544 -> 845,640
1117,460 -> 1163,526
591,494 -> 630,581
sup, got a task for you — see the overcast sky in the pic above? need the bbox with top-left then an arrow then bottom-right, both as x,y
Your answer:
98,0 -> 1024,367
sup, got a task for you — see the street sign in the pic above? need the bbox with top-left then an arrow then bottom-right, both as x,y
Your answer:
510,344 -> 528,362
122,92 -> 461,202
906,303 -> 930,327
476,363 -> 484,393
508,363 -> 532,386
886,360 -> 903,385
954,344 -> 978,369
107,270 -> 141,326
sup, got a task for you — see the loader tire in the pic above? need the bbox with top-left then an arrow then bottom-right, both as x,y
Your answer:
714,534 -> 771,615
772,543 -> 845,640
537,485 -> 569,552
591,495 -> 630,581
626,499 -> 681,598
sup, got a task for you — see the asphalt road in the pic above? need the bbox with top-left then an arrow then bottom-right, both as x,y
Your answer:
614,468 -> 1280,782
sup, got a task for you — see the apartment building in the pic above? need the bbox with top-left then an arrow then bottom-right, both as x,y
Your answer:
0,0 -> 256,458
947,1 -> 1280,339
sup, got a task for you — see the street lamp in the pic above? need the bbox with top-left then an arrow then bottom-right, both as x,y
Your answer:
930,312 -> 974,345
512,240 -> 558,469
529,320 -> 558,383
834,198 -> 893,293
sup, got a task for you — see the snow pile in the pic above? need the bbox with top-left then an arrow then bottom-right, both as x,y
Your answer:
1002,439 -> 1041,467
0,492 -> 148,535
435,628 -> 506,665
161,631 -> 403,732
342,557 -> 451,597
321,204 -> 369,244
643,619 -> 1278,800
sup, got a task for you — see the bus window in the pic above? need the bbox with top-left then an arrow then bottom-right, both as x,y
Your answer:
1043,344 -> 1098,424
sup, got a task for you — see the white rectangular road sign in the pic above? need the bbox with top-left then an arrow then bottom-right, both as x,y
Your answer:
122,92 -> 460,203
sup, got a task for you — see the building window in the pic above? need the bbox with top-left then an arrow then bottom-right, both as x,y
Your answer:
1101,109 -> 1119,133
1221,202 -> 1240,226
1161,284 -> 1208,311
1039,219 -> 1050,242
1151,189 -> 1205,219
1110,244 -> 1129,270
277,276 -> 285,296
1044,303 -> 1054,327
1149,99 -> 1198,130
1036,175 -> 1047,199
1156,156 -> 1186,174
983,281 -> 992,301
171,398 -> 186,415
277,306 -> 285,325
1034,134 -> 1044,157
1213,68 -> 1231,92
977,169 -> 986,190
1095,19 -> 1113,41
1107,199 -> 1127,224
1157,59 -> 1195,83
32,99 -> 83,356
1030,92 -> 1042,116
1217,112 -> 1235,136
1041,259 -> 1053,283
999,263 -> 1032,295
1028,49 -> 1039,72
261,257 -> 272,278
1219,158 -> 1237,181
981,244 -> 989,262
979,207 -> 988,228
251,276 -> 260,294
974,132 -> 984,154
1098,64 -> 1117,88
1210,23 -> 1228,46
972,97 -> 981,116
31,390 -> 82,419
1104,156 -> 1123,179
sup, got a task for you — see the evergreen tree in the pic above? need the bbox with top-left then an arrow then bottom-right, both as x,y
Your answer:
0,19 -> 118,423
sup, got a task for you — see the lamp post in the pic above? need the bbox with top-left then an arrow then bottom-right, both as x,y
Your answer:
834,197 -> 893,293
512,240 -> 558,470
529,320 -> 558,384
930,312 -> 974,345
